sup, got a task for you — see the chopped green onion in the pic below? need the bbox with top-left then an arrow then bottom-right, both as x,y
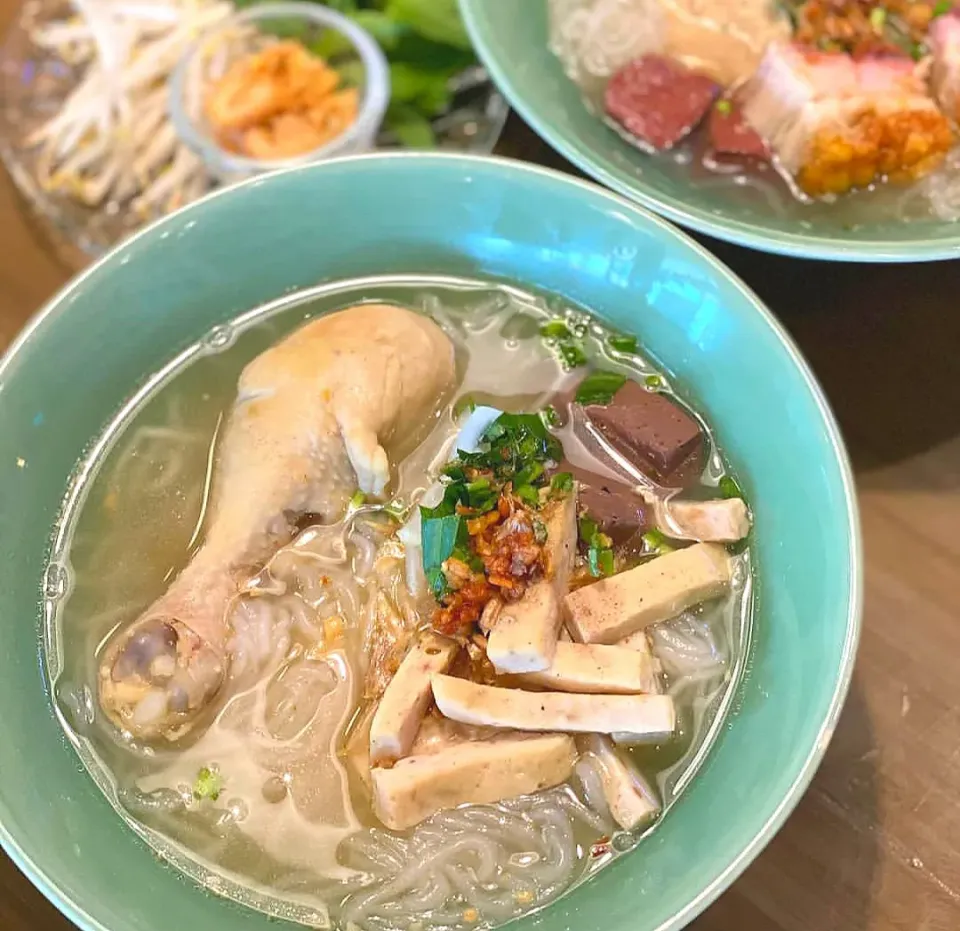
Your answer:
550,471 -> 573,494
869,6 -> 886,31
558,342 -> 588,370
514,484 -> 540,507
193,766 -> 222,802
540,405 -> 560,427
575,370 -> 627,406
608,333 -> 639,353
578,515 -> 599,544
425,566 -> 449,599
715,99 -> 732,115
533,518 -> 548,544
541,320 -> 572,340
934,0 -> 953,17
349,489 -> 366,509
597,548 -> 616,576
718,475 -> 743,499
642,529 -> 674,555
645,373 -> 664,389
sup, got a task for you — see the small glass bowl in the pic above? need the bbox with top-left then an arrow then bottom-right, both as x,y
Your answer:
169,2 -> 390,184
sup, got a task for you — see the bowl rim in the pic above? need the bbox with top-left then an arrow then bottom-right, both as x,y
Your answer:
0,151 -> 863,931
459,0 -> 960,263
168,1 -> 390,176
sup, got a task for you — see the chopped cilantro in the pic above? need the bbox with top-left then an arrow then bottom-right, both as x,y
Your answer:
514,484 -> 540,507
575,370 -> 627,406
550,471 -> 573,494
718,475 -> 743,499
541,320 -> 572,340
642,529 -> 674,555
579,514 -> 615,577
558,342 -> 588,370
608,333 -> 639,353
533,518 -> 548,544
540,405 -> 560,427
193,766 -> 222,802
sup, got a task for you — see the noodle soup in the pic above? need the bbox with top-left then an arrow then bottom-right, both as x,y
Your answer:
47,276 -> 753,930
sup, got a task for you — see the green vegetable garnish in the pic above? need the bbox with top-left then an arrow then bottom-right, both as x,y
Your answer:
642,529 -> 675,555
645,373 -> 664,389
541,320 -> 572,340
575,370 -> 627,406
349,489 -> 367,509
558,342 -> 588,370
540,405 -> 560,428
608,333 -> 639,353
715,99 -> 732,115
869,6 -> 886,31
934,0 -> 953,16
193,766 -> 222,802
579,515 -> 615,577
718,475 -> 743,499
550,471 -> 573,494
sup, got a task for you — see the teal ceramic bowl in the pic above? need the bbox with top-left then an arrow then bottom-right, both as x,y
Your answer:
460,0 -> 960,262
0,153 -> 860,931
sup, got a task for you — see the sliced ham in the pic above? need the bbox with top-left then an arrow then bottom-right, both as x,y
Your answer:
371,733 -> 576,830
432,674 -> 676,739
578,733 -> 661,830
369,632 -> 460,765
511,641 -> 660,695
740,42 -> 953,197
487,488 -> 578,673
565,542 -> 731,644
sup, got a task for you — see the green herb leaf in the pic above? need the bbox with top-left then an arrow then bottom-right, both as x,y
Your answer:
540,405 -> 560,427
388,62 -> 454,115
642,529 -> 674,555
718,475 -> 743,499
869,6 -> 886,31
597,548 -> 616,576
934,0 -> 953,17
193,766 -> 222,802
349,489 -> 367,509
533,518 -> 548,544
550,471 -> 573,494
575,370 -> 627,406
579,515 -> 600,546
514,484 -> 540,507
558,342 -> 588,370
385,104 -> 437,147
425,565 -> 449,599
608,333 -> 639,353
466,478 -> 496,512
421,512 -> 463,574
645,373 -> 664,389
385,0 -> 473,50
541,320 -> 572,340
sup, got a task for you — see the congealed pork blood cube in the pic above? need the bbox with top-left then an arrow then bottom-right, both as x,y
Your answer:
583,380 -> 704,484
604,55 -> 720,151
557,459 -> 648,544
708,101 -> 769,160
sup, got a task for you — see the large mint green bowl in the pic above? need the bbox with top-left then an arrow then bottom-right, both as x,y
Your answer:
0,153 -> 860,931
460,0 -> 960,262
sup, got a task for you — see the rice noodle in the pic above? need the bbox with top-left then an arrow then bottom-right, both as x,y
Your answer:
337,786 -> 605,931
548,0 -> 664,86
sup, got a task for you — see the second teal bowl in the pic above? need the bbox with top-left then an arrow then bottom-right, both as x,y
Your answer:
461,0 -> 960,262
0,153 -> 860,931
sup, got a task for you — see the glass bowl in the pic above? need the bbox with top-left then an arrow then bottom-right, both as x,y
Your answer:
169,3 -> 390,184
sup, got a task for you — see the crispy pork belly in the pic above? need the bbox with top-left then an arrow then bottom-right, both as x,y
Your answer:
931,12 -> 960,124
741,42 -> 953,196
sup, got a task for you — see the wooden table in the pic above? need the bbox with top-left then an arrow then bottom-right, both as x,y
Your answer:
3,19 -> 960,931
